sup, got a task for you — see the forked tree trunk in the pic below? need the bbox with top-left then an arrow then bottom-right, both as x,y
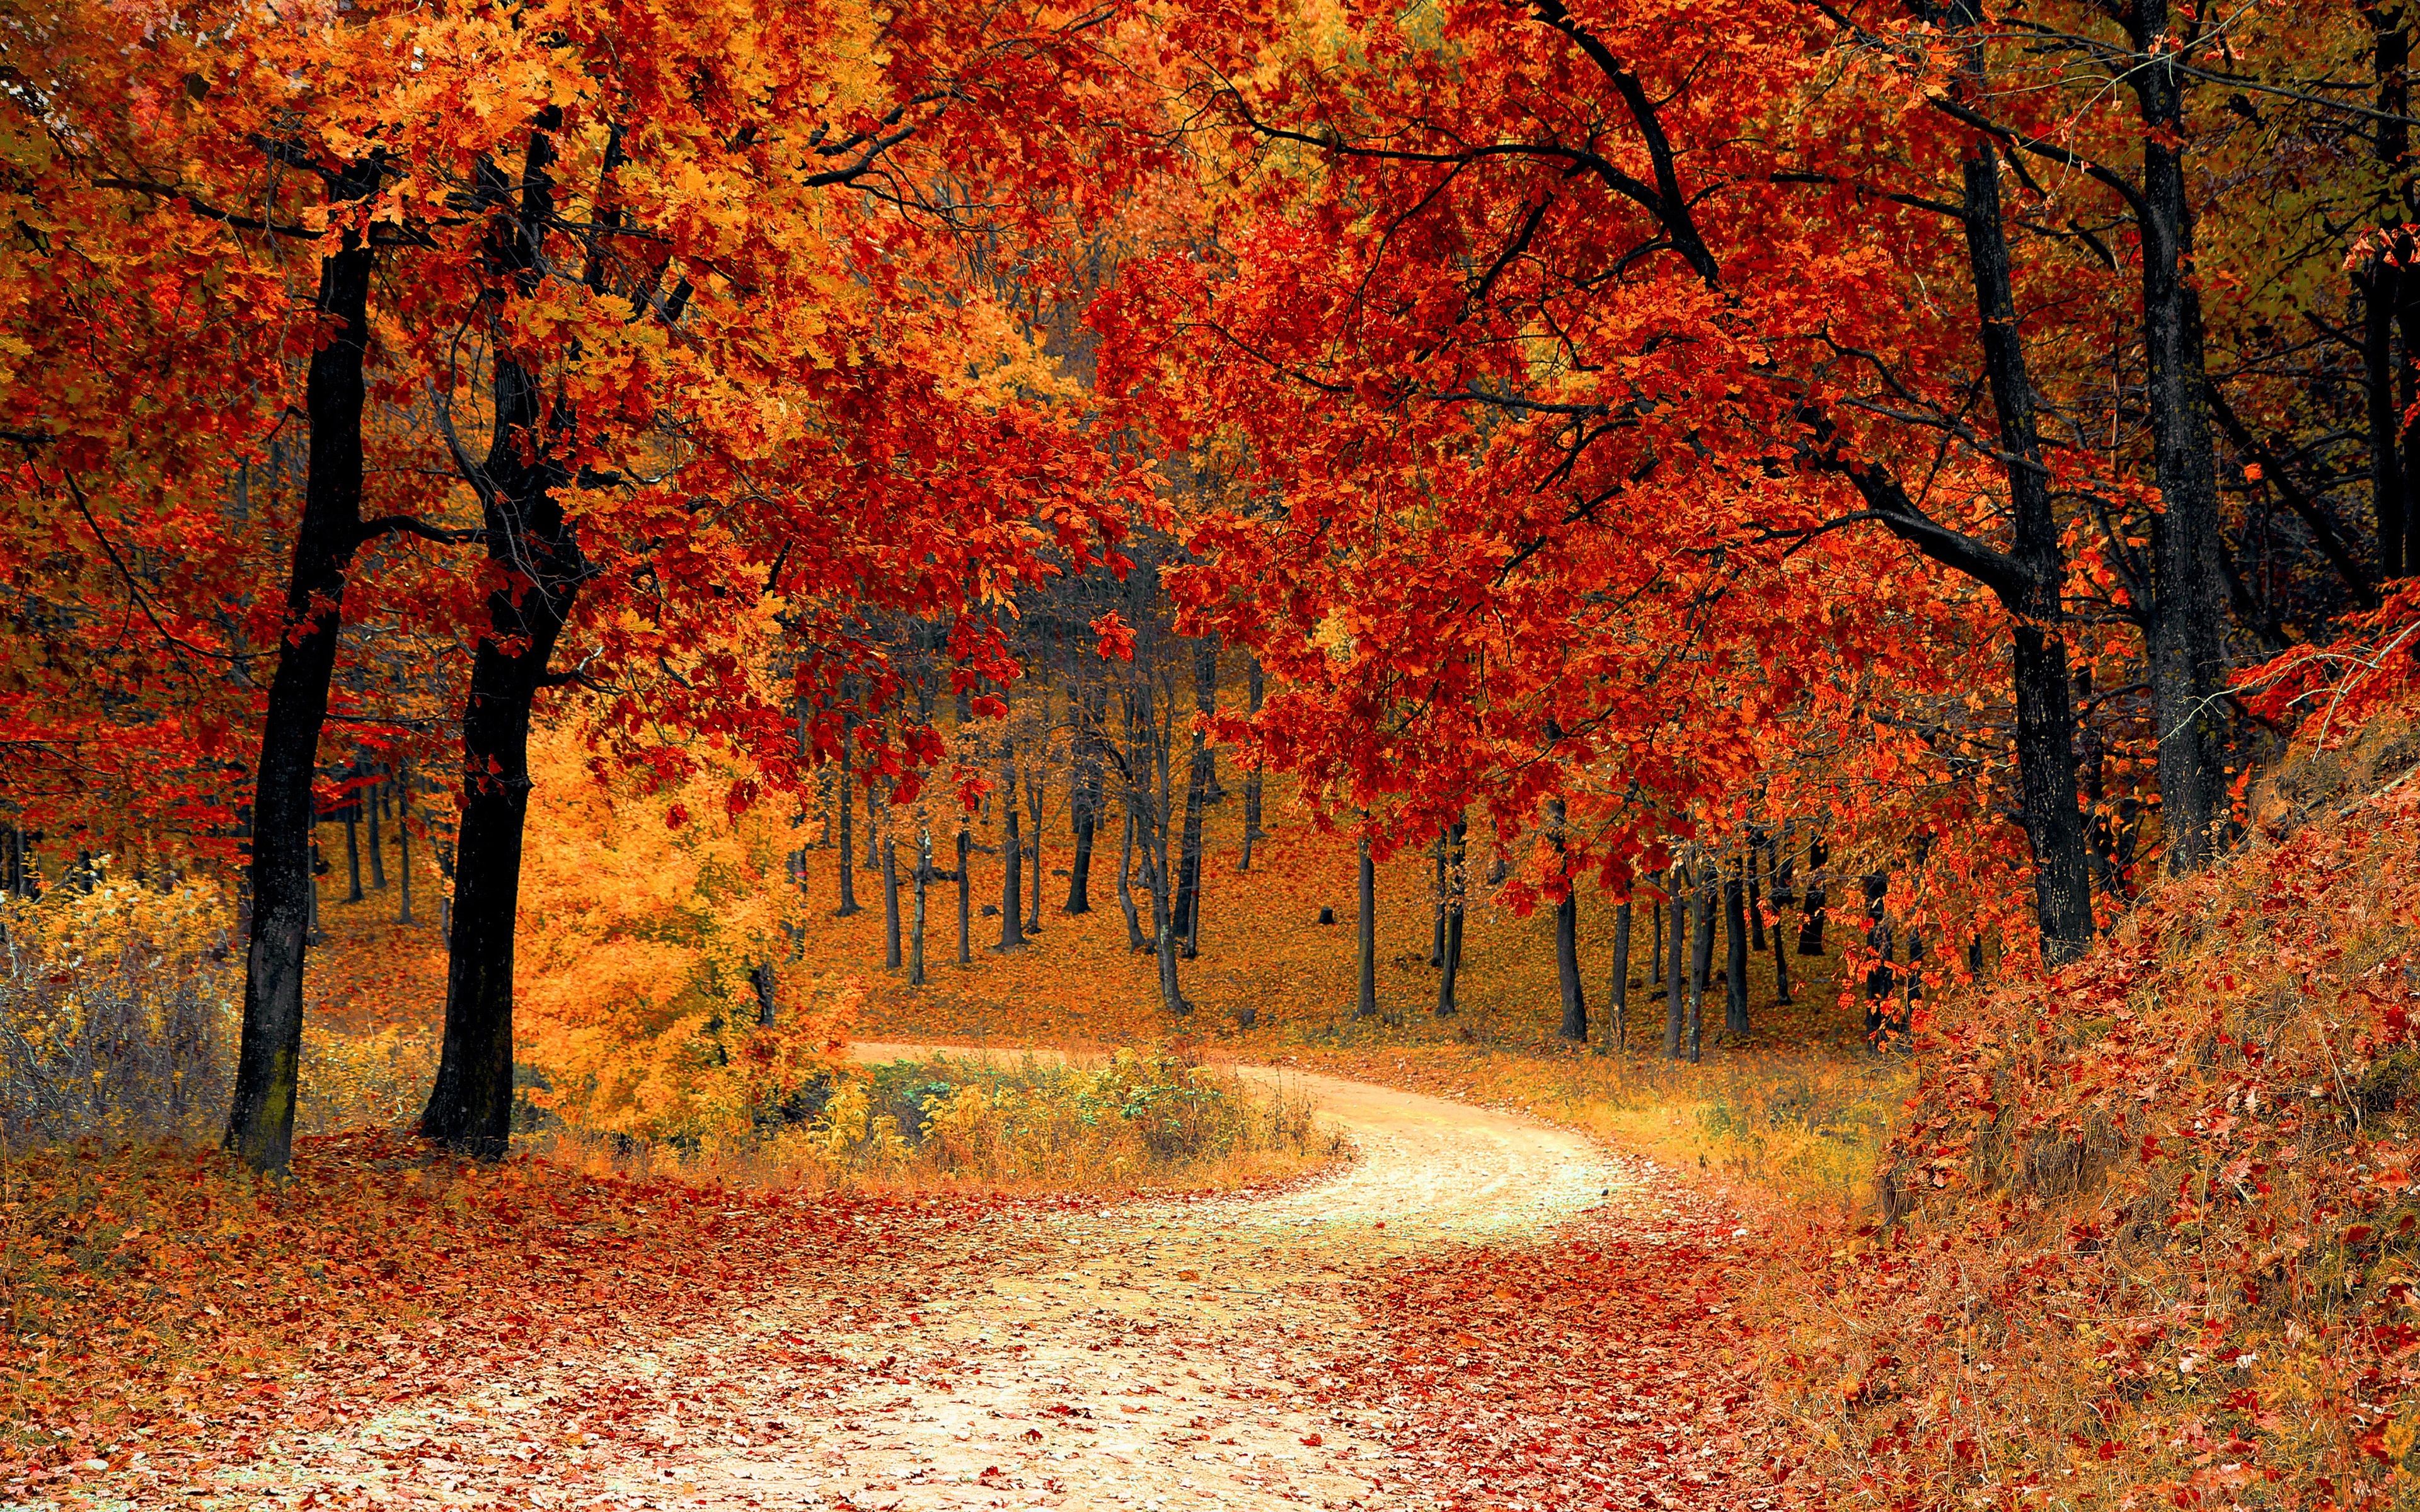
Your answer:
1067,679 -> 1103,913
422,125 -> 586,1160
1117,808 -> 1147,953
1174,643 -> 1215,956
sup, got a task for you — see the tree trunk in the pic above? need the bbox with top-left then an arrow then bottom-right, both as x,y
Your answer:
1798,835 -> 1828,955
1025,754 -> 1044,938
996,724 -> 1025,951
1770,876 -> 1792,1005
1237,655 -> 1264,871
421,125 -> 584,1160
1117,806 -> 1147,953
909,816 -> 929,986
396,769 -> 414,926
1174,643 -> 1215,958
1066,679 -> 1103,912
1746,847 -> 1763,951
1436,818 -> 1466,1017
1687,866 -> 1715,1065
882,831 -> 902,969
1723,859 -> 1749,1036
1862,873 -> 1896,1043
834,719 -> 860,916
752,962 -> 778,1026
223,188 -> 380,1175
1353,832 -> 1379,1021
956,827 -> 972,965
366,774 -> 386,890
342,791 -> 364,902
2130,0 -> 2232,873
1552,800 -> 1585,1042
1663,871 -> 1687,1060
1430,830 -> 1448,968
1607,900 -> 1632,1053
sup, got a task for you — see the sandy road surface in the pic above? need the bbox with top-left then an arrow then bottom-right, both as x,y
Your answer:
223,1050 -> 1623,1512
647,1045 -> 1620,1511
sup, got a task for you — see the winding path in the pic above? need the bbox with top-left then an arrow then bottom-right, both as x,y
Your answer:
646,1046 -> 1625,1510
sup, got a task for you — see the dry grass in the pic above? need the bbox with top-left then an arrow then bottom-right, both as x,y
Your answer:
523,1047 -> 1345,1197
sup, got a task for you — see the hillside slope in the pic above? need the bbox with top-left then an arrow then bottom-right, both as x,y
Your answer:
1771,714 -> 2420,1508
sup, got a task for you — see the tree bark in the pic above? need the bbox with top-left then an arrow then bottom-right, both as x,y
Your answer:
1798,835 -> 1828,955
1723,859 -> 1749,1036
2130,0 -> 2233,873
1174,642 -> 1215,957
1024,750 -> 1045,938
1687,867 -> 1715,1064
956,827 -> 972,965
996,720 -> 1025,951
1436,817 -> 1466,1017
1353,831 -> 1379,1021
1608,900 -> 1632,1053
396,768 -> 415,926
366,773 -> 386,890
1237,656 -> 1264,871
342,788 -> 364,902
223,175 -> 381,1174
882,830 -> 902,970
1663,870 -> 1686,1060
1117,806 -> 1147,953
1552,801 -> 1586,1042
834,716 -> 861,917
1066,679 -> 1103,912
421,124 -> 585,1160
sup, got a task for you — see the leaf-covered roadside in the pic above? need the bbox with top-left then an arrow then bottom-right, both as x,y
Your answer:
1323,1159 -> 1784,1511
0,1129 -> 1088,1500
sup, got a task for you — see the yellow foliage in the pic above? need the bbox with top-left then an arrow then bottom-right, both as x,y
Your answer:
514,722 -> 853,1143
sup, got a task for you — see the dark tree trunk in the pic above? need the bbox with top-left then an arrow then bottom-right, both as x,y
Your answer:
1723,861 -> 1749,1036
341,794 -> 363,903
224,183 -> 381,1175
882,831 -> 902,970
2380,5 -> 2417,580
1686,868 -> 1715,1064
1436,817 -> 1466,1017
1798,835 -> 1828,955
1552,801 -> 1585,1043
1862,873 -> 1896,1043
2129,0 -> 2232,873
366,775 -> 386,890
1746,849 -> 1764,951
909,822 -> 929,987
1770,876 -> 1792,1005
2362,253 -> 2409,580
1430,831 -> 1448,968
1608,900 -> 1632,1053
1025,755 -> 1045,938
834,718 -> 860,917
956,828 -> 972,965
1353,832 -> 1379,1021
1650,898 -> 1663,983
422,124 -> 585,1160
1117,807 -> 1147,953
1237,656 -> 1265,871
1174,643 -> 1214,958
1663,871 -> 1686,1060
396,769 -> 414,926
1066,679 -> 1103,912
996,724 -> 1025,951
752,962 -> 778,1026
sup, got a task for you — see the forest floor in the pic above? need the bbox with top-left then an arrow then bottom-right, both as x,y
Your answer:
173,1057 -> 1779,1512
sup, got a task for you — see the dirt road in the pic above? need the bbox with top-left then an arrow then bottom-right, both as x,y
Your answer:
230,1052 -> 1634,1512
638,1047 -> 1621,1511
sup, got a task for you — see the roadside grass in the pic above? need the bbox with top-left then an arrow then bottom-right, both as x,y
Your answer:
527,1048 -> 1345,1196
